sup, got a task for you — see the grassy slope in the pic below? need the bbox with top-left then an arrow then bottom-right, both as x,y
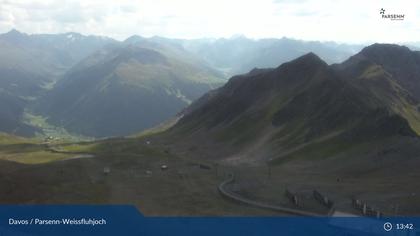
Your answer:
0,132 -> 37,144
0,134 -> 284,216
40,44 -> 225,138
357,64 -> 420,135
23,111 -> 93,142
0,133 -> 73,164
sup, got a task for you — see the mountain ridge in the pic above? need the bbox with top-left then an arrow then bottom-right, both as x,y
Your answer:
164,44 -> 420,165
36,43 -> 225,137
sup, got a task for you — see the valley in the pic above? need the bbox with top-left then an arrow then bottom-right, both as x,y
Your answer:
0,29 -> 361,138
0,29 -> 420,217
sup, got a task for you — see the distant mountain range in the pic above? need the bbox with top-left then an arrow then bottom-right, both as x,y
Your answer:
182,36 -> 363,77
36,43 -> 224,137
119,34 -> 364,76
166,44 -> 420,165
2,29 -> 418,139
0,29 -> 116,136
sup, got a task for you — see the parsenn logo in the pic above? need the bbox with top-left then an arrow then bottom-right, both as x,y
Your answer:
380,8 -> 405,21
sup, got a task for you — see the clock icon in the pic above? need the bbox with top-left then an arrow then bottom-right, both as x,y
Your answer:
384,222 -> 393,232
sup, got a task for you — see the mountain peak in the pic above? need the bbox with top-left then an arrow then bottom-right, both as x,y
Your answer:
340,43 -> 420,100
7,28 -> 21,34
124,35 -> 146,44
4,28 -> 26,37
277,52 -> 327,71
359,43 -> 412,58
0,28 -> 28,43
298,52 -> 324,62
340,43 -> 415,72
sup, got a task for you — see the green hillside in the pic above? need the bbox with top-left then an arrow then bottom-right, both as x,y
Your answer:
37,43 -> 224,137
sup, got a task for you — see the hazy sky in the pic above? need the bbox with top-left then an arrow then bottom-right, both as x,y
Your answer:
0,0 -> 418,43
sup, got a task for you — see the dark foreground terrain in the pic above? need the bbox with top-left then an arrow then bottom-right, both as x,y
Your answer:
0,136 -> 286,216
1,133 -> 420,216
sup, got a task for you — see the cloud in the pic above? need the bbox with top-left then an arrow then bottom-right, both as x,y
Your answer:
0,0 -> 418,43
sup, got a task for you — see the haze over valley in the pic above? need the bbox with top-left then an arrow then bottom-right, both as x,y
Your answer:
1,0 -> 420,217
0,29 -> 365,138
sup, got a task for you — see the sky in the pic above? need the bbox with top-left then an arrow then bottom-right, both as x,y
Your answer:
0,0 -> 419,43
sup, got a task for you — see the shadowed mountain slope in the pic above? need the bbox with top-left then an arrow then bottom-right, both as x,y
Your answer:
166,44 -> 420,164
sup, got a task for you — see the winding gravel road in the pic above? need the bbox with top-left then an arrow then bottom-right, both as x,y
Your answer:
218,173 -> 325,216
